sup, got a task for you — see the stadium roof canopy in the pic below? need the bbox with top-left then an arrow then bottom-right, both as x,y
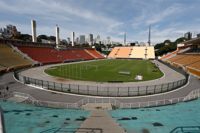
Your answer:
183,37 -> 200,45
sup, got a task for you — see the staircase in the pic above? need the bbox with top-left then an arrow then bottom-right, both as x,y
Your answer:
9,44 -> 39,65
84,49 -> 98,59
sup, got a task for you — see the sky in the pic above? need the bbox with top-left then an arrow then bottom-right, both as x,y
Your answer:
0,0 -> 200,44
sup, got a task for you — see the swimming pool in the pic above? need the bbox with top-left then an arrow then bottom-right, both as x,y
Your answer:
110,99 -> 200,133
0,100 -> 90,133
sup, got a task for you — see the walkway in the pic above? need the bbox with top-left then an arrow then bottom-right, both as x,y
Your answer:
20,60 -> 185,87
76,110 -> 125,133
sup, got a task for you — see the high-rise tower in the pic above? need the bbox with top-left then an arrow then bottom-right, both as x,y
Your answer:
31,20 -> 37,42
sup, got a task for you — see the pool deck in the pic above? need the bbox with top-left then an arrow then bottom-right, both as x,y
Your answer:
76,110 -> 126,133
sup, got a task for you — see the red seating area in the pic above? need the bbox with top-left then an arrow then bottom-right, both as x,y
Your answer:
17,46 -> 96,64
85,49 -> 104,59
17,46 -> 61,64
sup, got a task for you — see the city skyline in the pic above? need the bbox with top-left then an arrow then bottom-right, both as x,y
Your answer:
0,0 -> 200,44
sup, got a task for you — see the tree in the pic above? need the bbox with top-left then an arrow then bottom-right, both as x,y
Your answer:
37,35 -> 48,42
155,37 -> 186,56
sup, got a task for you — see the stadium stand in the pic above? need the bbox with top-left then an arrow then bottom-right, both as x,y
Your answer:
166,54 -> 186,63
0,44 -> 32,70
160,50 -> 179,61
108,47 -> 119,58
17,46 -> 62,64
115,47 -> 132,58
108,46 -> 155,59
161,37 -> 200,78
16,45 -> 102,64
71,49 -> 94,60
163,53 -> 200,78
85,49 -> 104,59
172,54 -> 200,67
186,61 -> 200,77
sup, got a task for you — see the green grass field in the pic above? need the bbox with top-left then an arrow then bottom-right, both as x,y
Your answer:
45,59 -> 163,82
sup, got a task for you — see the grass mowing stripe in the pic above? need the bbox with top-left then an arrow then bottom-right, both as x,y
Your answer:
45,59 -> 163,82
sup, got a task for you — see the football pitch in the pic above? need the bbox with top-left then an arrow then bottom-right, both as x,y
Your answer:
45,59 -> 163,82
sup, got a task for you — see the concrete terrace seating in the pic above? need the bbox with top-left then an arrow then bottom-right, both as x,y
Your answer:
187,61 -> 200,78
17,46 -> 62,64
166,54 -> 187,63
71,49 -> 94,60
17,46 -> 95,64
173,55 -> 200,67
160,50 -> 179,61
129,46 -> 155,59
0,44 -> 32,70
85,49 -> 104,59
108,47 -> 119,58
115,47 -> 132,58
165,53 -> 200,78
108,46 -> 155,59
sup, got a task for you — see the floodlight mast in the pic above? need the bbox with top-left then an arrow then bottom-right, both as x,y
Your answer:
124,32 -> 126,45
148,25 -> 151,46
145,25 -> 151,59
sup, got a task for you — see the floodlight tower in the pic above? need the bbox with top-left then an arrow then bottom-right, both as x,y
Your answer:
124,32 -> 126,45
145,25 -> 151,59
55,25 -> 60,48
148,25 -> 151,46
31,20 -> 37,42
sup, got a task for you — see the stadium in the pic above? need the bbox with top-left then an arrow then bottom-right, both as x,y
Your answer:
0,31 -> 200,133
0,5 -> 200,133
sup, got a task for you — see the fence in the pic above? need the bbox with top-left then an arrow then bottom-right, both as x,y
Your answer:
10,88 -> 200,109
14,71 -> 187,97
12,92 -> 79,109
119,88 -> 200,108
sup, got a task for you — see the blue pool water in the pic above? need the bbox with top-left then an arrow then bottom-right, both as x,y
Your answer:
110,99 -> 200,133
0,100 -> 90,133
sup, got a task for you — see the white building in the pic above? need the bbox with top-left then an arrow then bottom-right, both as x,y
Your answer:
71,32 -> 75,46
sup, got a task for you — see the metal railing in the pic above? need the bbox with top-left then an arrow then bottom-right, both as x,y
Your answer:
12,92 -> 78,109
170,126 -> 200,133
14,71 -> 187,97
9,88 -> 200,109
0,106 -> 6,133
119,88 -> 200,109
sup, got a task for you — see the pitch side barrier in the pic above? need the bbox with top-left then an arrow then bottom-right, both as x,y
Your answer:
14,71 -> 188,97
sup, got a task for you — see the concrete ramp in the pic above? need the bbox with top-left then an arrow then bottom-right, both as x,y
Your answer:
76,110 -> 125,133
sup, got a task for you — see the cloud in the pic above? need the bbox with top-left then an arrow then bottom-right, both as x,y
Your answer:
146,3 -> 183,25
0,0 -> 200,44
